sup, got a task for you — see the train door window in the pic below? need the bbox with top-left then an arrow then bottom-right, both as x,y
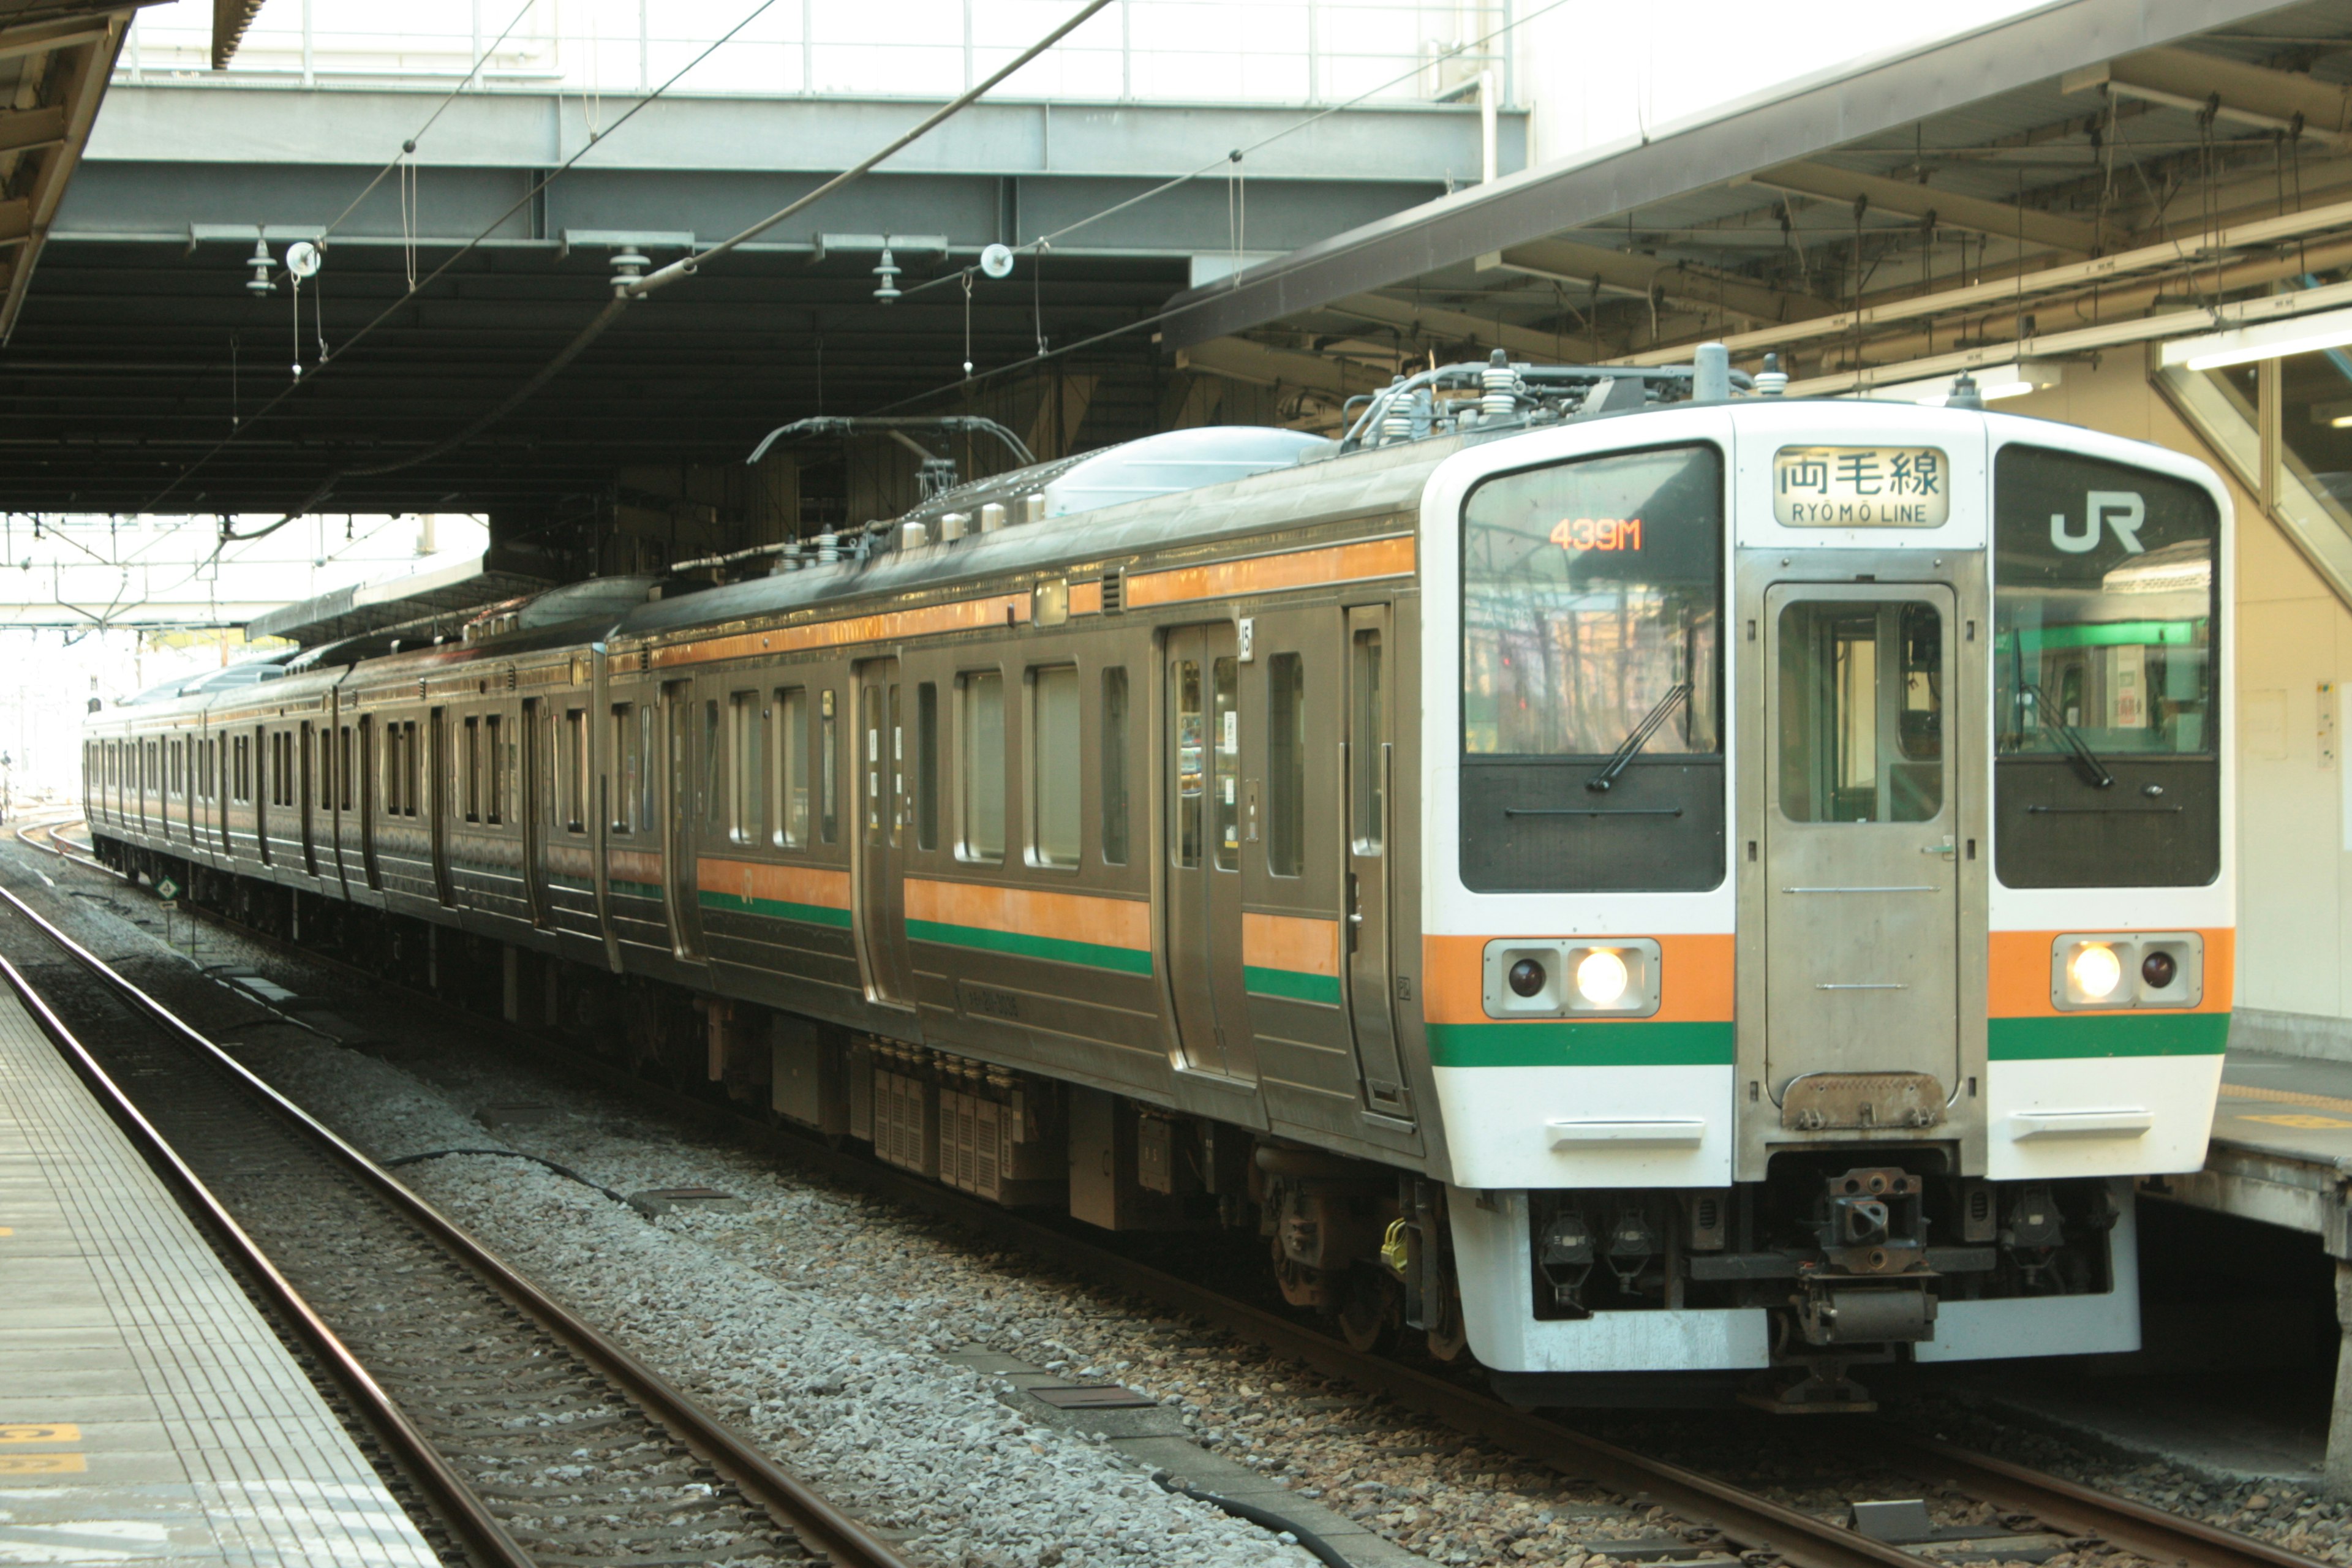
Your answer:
485,715 -> 505,824
564,708 -> 587,832
729,691 -> 764,844
1267,652 -> 1305,876
1173,657 -> 1202,869
338,726 -> 353,811
957,669 -> 1005,861
1351,632 -> 1384,854
236,735 -> 249,802
913,682 -> 938,851
464,717 -> 481,821
383,725 -> 401,816
774,687 -> 808,848
611,703 -> 637,833
1212,655 -> 1240,870
1101,667 -> 1129,866
1030,665 -> 1080,867
702,699 -> 724,838
1777,601 -> 1944,824
635,704 -> 657,830
405,722 -> 423,817
819,688 -> 839,844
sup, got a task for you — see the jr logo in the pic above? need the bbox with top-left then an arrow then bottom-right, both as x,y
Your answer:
2051,490 -> 2146,554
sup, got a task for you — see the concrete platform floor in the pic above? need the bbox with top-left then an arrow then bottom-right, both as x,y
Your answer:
0,979 -> 437,1566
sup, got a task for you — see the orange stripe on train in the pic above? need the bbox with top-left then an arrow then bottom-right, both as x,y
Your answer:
1420,932 -> 1735,1027
698,858 -> 851,910
1988,928 -> 2233,1017
1243,913 -> 1340,977
905,877 -> 1148,950
1125,537 -> 1414,609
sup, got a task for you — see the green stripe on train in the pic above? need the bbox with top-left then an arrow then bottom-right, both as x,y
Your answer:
1426,1020 -> 1734,1068
611,878 -> 662,900
907,918 -> 1152,976
1244,966 -> 1342,1006
1988,1012 -> 2228,1060
696,889 -> 853,929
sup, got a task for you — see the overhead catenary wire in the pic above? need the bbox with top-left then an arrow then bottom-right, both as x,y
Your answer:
189,0 -> 1116,548
146,0 -> 793,524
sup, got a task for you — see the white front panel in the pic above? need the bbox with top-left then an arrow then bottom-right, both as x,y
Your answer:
1915,1183 -> 2141,1360
1432,1064 -> 1733,1188
1985,1055 -> 2220,1180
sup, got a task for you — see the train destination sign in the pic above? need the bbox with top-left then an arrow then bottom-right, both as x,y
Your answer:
1773,445 -> 1948,527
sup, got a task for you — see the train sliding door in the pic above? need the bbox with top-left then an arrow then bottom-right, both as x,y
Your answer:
1341,605 -> 1412,1120
854,657 -> 915,1007
1164,624 -> 1254,1080
1763,584 -> 1960,1101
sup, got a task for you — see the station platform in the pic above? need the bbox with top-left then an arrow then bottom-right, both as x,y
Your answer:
0,982 -> 439,1564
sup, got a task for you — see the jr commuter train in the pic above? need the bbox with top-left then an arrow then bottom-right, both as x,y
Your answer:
85,350 -> 2232,1406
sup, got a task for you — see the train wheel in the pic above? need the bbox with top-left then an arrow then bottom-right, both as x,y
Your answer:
1336,1268 -> 1398,1354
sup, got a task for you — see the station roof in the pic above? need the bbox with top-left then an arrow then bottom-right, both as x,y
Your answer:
1157,0 -> 2352,399
0,0 -> 147,340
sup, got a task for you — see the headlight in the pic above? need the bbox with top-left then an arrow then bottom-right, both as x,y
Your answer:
1483,938 -> 1661,1019
2068,942 -> 2123,1001
2051,932 -> 2204,1011
1574,949 -> 1630,1006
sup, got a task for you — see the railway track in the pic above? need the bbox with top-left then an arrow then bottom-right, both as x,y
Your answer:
0,873 -> 916,1568
16,826 -> 2334,1568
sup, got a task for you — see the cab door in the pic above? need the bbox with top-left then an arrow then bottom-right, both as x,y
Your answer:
854,657 -> 916,1006
1342,606 -> 1412,1120
1165,624 -> 1254,1080
1764,584 -> 1960,1104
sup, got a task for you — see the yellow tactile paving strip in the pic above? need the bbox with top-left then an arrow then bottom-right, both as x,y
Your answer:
0,974 -> 438,1565
2218,1082 -> 2352,1115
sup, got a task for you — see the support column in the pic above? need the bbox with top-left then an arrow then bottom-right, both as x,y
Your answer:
2331,1257 -> 2352,1498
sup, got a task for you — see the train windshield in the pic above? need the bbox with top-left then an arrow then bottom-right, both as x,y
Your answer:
1460,443 -> 1722,759
1992,446 -> 2218,758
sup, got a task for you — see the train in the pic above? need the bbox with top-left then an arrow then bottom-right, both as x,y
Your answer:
83,349 -> 2233,1408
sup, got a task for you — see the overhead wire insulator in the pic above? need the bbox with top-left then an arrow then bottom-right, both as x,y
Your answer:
873,247 -> 902,306
245,239 -> 275,297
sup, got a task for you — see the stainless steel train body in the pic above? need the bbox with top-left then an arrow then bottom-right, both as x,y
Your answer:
85,391 -> 2233,1398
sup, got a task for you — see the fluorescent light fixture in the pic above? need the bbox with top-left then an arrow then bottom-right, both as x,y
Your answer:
2160,305 -> 2352,371
1852,360 -> 2063,405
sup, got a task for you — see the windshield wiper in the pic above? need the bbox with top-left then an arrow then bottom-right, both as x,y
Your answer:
2024,684 -> 2114,789
1586,684 -> 1692,793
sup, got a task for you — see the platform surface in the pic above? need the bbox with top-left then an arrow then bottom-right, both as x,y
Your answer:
2214,1048 -> 2352,1163
0,981 -> 438,1565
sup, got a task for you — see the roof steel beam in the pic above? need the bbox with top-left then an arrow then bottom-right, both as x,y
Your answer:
1172,337 -> 1391,400
1323,292 -> 1585,361
1157,0 -> 2294,350
1608,189 -> 2352,368
2079,45 -> 2352,141
1477,235 -> 1836,325
1743,161 -> 2100,257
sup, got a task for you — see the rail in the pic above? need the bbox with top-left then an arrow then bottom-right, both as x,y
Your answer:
0,876 -> 918,1568
34,826 -> 2333,1568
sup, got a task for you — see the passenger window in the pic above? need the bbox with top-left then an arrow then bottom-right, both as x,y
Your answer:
730,692 -> 764,844
959,669 -> 1005,861
819,689 -> 839,844
775,687 -> 807,848
1101,667 -> 1129,866
914,682 -> 938,851
1031,665 -> 1079,867
611,703 -> 636,833
1267,653 -> 1304,876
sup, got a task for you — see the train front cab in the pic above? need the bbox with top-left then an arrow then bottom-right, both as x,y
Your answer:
1419,398 -> 2231,1402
